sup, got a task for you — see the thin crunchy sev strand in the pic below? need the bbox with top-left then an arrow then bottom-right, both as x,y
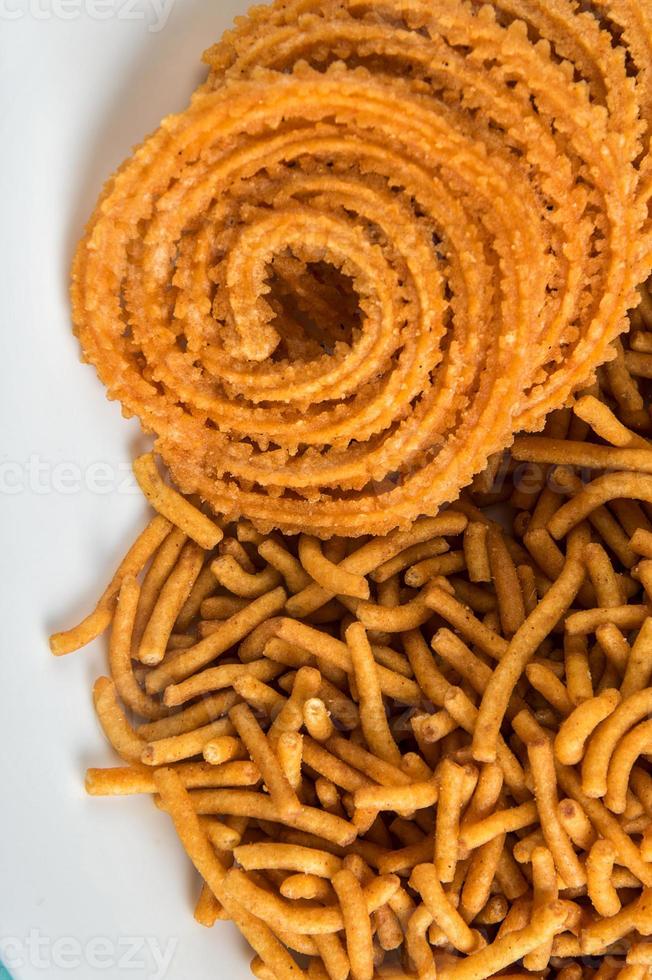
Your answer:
472,526 -> 588,764
154,767 -> 304,980
71,0 -> 652,537
49,514 -> 171,655
133,454 -> 223,550
331,868 -> 374,980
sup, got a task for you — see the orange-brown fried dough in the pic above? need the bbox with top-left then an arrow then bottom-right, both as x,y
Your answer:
72,0 -> 652,536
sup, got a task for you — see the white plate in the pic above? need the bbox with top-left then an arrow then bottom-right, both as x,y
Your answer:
0,3 -> 254,977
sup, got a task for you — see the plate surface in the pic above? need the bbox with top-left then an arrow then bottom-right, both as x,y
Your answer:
0,3 -> 253,977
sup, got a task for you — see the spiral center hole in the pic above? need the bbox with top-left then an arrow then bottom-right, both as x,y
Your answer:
267,260 -> 361,363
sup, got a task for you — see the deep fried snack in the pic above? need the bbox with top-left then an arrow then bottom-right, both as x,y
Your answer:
409,864 -> 481,955
192,789 -> 356,848
50,515 -> 171,655
526,737 -> 586,889
554,689 -> 621,766
108,575 -> 168,720
133,527 -> 188,647
258,539 -> 311,595
202,735 -> 244,766
146,587 -> 287,694
221,866 -> 398,936
299,536 -> 369,599
302,698 -> 333,744
141,718 -> 235,766
459,802 -> 538,854
434,758 -> 465,883
67,433 -> 652,977
72,0 -> 652,538
138,541 -> 205,666
229,703 -> 301,817
604,718 -> 652,814
522,847 -> 557,972
581,889 -> 652,956
486,525 -> 525,637
92,676 -> 146,764
331,869 -> 374,980
582,688 -> 652,800
437,903 -> 568,980
277,732 -> 303,793
621,618 -> 652,698
87,762 -> 259,794
211,555 -> 281,599
473,529 -> 586,763
573,395 -> 651,450
57,8 -> 652,960
587,838 -> 621,918
346,622 -> 401,767
154,768 -> 303,980
136,690 -> 238,741
133,454 -> 223,549
549,474 -> 652,540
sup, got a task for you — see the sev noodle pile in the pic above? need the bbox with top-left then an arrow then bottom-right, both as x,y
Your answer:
72,0 -> 652,537
52,287 -> 652,980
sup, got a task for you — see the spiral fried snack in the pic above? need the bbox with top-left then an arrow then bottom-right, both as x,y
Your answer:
72,0 -> 652,536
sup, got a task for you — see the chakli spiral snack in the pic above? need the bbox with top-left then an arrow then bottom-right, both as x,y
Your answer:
53,292 -> 652,979
71,0 -> 652,537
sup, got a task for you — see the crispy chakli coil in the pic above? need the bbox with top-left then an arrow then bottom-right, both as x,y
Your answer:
72,0 -> 652,537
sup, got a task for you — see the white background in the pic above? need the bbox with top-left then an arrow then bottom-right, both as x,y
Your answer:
0,1 -> 254,977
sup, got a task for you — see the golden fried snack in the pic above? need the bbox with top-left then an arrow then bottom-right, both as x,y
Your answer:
55,8 -> 652,959
141,718 -> 235,766
526,737 -> 587,889
154,768 -> 303,980
202,735 -> 244,766
434,758 -> 465,884
277,732 -> 303,793
137,541 -> 205,666
71,0 -> 652,537
302,698 -> 333,744
346,622 -> 401,767
92,676 -> 146,764
108,575 -> 168,721
473,527 -> 587,763
409,864 -> 481,955
523,847 -> 557,971
194,882 -> 224,928
229,702 -> 301,817
133,454 -> 223,549
50,515 -> 171,655
331,869 -> 374,980
85,764 -> 260,796
587,838 -> 621,919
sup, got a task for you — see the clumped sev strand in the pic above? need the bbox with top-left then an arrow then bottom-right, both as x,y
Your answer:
346,622 -> 401,767
154,768 -> 304,980
66,468 -> 652,977
108,575 -> 167,721
133,454 -> 223,550
472,527 -> 588,763
62,472 -> 652,972
50,514 -> 171,654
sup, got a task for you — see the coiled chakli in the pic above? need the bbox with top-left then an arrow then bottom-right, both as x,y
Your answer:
73,0 -> 652,536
